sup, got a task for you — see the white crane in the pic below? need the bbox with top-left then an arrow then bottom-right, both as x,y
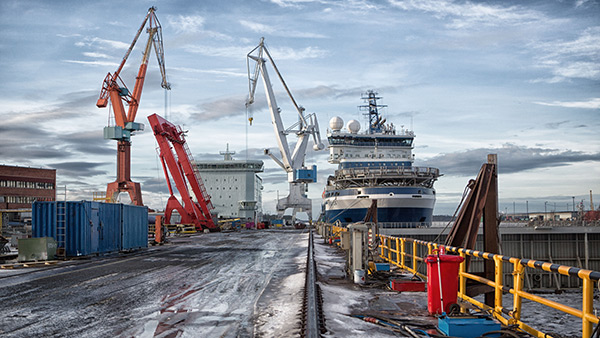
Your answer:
246,38 -> 324,223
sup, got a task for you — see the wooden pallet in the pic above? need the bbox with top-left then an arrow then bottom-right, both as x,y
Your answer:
0,260 -> 59,269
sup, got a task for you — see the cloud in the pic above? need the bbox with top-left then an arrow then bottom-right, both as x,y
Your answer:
57,33 -> 82,38
266,45 -> 328,60
532,27 -> 600,82
75,37 -> 130,50
387,0 -> 546,29
239,20 -> 327,38
47,161 -> 109,178
422,144 -> 600,176
167,14 -> 205,34
139,176 -> 170,194
63,131 -> 114,156
185,43 -> 327,60
189,85 -> 404,121
533,98 -> 600,109
268,0 -> 317,8
82,52 -> 112,59
240,20 -> 275,34
0,90 -> 112,164
544,120 -> 569,129
190,94 -> 250,120
170,66 -> 246,78
63,59 -> 119,67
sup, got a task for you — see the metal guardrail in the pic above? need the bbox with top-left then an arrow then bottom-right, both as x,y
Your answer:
377,235 -> 600,338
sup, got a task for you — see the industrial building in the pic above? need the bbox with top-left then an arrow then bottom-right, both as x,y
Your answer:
0,165 -> 56,210
193,146 -> 263,220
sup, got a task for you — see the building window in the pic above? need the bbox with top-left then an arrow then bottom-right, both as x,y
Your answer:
0,180 -> 54,190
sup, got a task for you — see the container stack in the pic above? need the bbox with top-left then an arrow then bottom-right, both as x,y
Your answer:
32,201 -> 148,257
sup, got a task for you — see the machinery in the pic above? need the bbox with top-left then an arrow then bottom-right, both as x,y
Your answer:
147,113 -> 217,231
96,7 -> 170,205
246,38 -> 324,222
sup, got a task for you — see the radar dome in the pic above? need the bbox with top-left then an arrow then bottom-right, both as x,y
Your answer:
347,120 -> 360,134
329,116 -> 344,131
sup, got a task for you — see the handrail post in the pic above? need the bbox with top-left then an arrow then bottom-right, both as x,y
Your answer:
459,250 -> 467,301
398,238 -> 403,268
400,237 -> 406,268
512,259 -> 524,323
387,238 -> 398,262
582,277 -> 593,337
427,242 -> 433,256
494,255 -> 503,316
412,240 -> 417,274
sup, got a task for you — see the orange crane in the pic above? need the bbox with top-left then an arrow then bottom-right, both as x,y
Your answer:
147,114 -> 217,231
96,7 -> 170,205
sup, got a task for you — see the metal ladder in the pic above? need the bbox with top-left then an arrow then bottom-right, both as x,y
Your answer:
178,125 -> 214,211
55,186 -> 67,258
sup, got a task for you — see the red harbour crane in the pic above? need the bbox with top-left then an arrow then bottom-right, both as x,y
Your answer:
147,113 -> 217,231
96,7 -> 170,205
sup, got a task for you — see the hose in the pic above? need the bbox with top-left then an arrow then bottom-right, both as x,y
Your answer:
480,330 -> 521,338
592,321 -> 600,338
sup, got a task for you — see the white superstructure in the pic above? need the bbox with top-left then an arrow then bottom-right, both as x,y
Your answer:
193,146 -> 263,220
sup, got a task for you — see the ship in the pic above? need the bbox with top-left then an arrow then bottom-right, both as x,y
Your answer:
323,91 -> 441,227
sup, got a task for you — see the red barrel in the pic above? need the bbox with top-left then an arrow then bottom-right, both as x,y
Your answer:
426,254 -> 464,315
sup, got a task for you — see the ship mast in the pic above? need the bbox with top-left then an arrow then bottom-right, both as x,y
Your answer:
359,90 -> 387,134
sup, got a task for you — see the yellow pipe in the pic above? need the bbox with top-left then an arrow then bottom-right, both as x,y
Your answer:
459,251 -> 467,313
583,278 -> 593,337
388,238 -> 398,262
400,238 -> 406,269
462,272 -> 496,288
494,255 -> 503,316
412,241 -> 417,273
512,261 -> 524,322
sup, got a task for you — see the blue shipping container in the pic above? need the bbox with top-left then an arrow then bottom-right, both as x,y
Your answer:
99,202 -> 122,253
121,204 -> 148,251
32,201 -> 148,257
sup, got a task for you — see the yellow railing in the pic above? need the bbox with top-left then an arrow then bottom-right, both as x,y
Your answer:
332,225 -> 346,246
378,235 -> 600,338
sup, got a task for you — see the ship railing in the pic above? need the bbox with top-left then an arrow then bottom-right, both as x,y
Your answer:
336,166 -> 440,179
379,222 -> 431,228
377,235 -> 600,338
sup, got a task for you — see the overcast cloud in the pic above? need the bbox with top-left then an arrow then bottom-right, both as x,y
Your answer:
0,0 -> 598,215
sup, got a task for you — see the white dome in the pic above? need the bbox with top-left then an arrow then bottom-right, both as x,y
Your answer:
329,116 -> 344,131
347,119 -> 360,134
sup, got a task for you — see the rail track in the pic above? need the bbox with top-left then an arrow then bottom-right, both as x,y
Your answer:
301,229 -> 326,337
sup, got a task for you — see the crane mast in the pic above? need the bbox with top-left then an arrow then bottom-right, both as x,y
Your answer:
246,38 -> 324,222
96,7 -> 170,205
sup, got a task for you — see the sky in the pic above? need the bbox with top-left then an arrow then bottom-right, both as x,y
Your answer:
0,0 -> 599,217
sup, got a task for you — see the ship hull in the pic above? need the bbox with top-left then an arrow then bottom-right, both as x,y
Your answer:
323,186 -> 435,227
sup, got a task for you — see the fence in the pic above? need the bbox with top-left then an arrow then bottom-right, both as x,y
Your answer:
378,234 -> 600,338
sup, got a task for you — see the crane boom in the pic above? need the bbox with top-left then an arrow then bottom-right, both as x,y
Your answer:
96,7 -> 170,205
246,38 -> 324,221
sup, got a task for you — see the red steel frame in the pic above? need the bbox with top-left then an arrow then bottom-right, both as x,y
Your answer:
148,113 -> 217,231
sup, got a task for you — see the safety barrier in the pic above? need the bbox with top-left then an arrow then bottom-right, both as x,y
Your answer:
377,235 -> 600,338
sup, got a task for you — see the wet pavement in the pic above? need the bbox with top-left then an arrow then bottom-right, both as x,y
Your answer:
2,229 -> 585,337
0,229 -> 309,338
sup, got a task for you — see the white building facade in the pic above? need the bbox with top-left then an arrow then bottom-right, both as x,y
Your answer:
193,148 -> 263,220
